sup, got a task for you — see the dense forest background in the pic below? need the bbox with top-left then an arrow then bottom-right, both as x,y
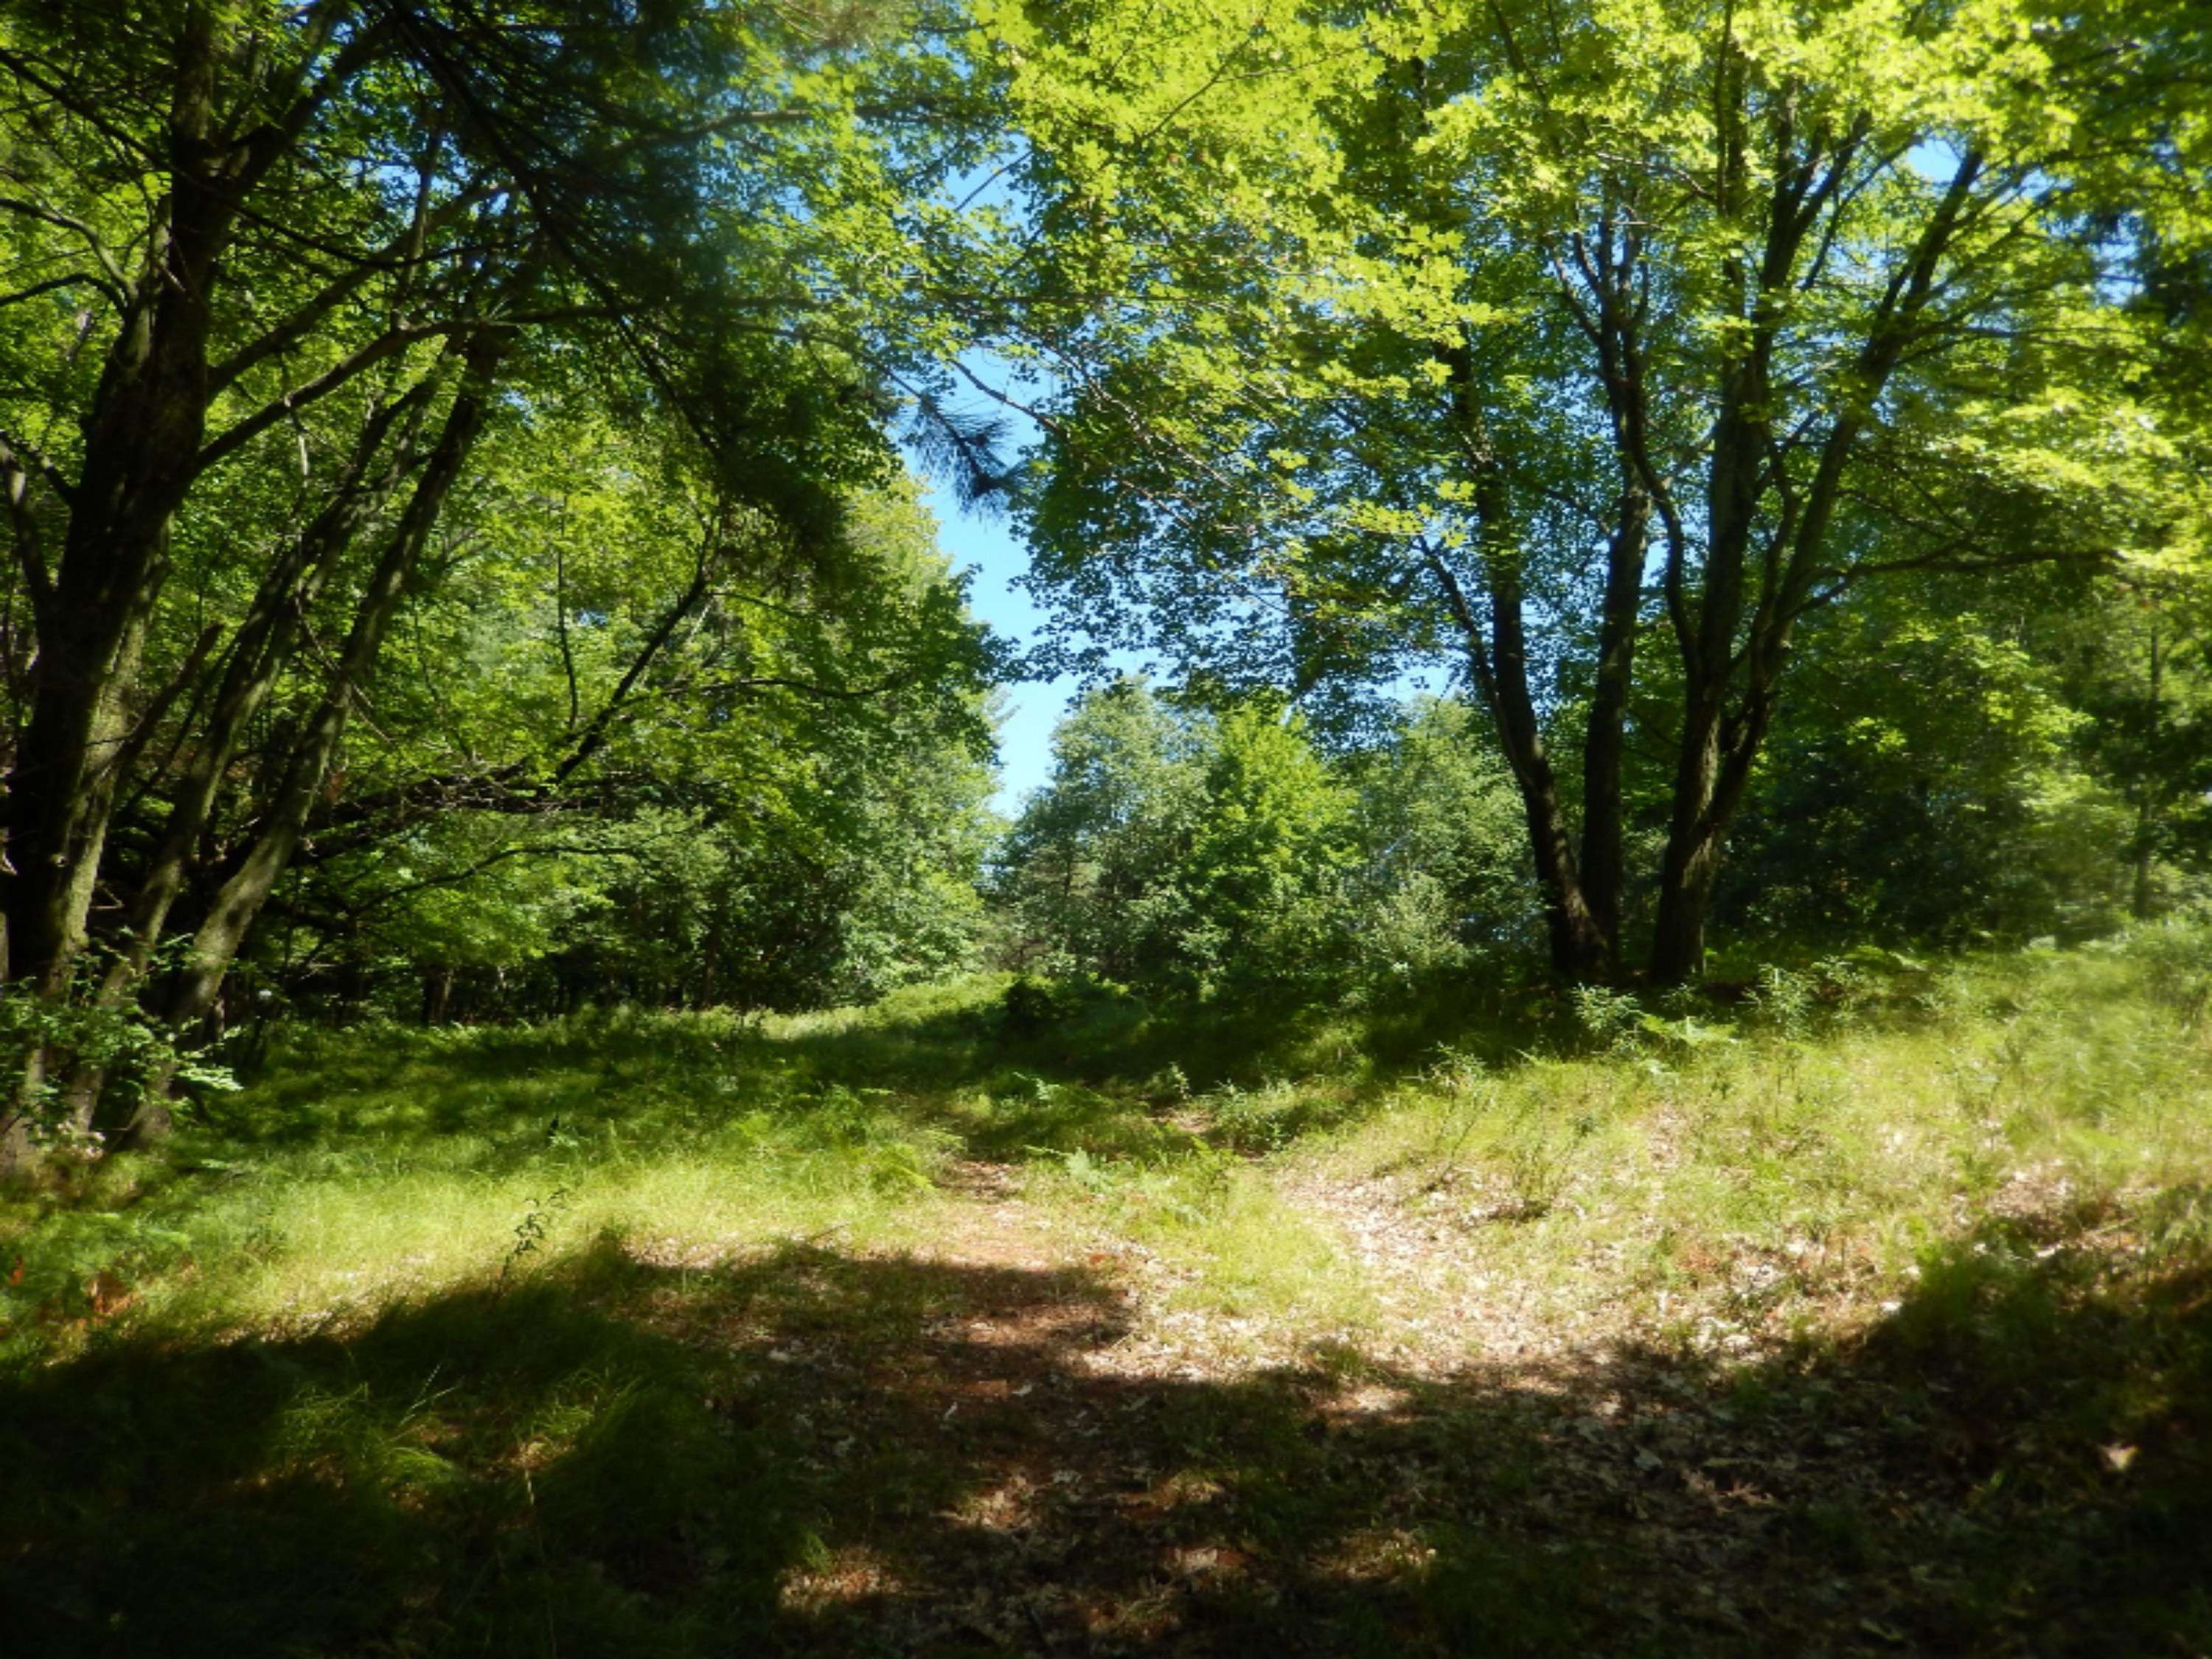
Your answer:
1,0 -> 2207,1161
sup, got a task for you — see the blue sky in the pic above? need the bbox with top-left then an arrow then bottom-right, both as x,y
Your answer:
914,470 -> 1077,818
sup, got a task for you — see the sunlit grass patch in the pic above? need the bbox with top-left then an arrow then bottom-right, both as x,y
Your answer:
1271,937 -> 2212,1368
10,940 -> 2212,1379
1,1029 -> 970,1360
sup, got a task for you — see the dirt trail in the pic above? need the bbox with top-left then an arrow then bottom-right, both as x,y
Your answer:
655,1156 -> 2188,1656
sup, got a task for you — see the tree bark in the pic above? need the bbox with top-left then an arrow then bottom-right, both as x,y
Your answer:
1419,520 -> 1611,984
1431,342 -> 1614,982
1644,159 -> 1978,981
161,322 -> 513,1047
1649,693 -> 1728,984
0,3 -> 378,999
1483,539 -> 1612,981
96,385 -> 436,1010
1578,489 -> 1649,964
2,7 -> 231,994
422,966 -> 456,1025
66,391 -> 439,1146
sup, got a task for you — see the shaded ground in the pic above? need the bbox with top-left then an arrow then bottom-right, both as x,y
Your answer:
6,1200 -> 2208,1658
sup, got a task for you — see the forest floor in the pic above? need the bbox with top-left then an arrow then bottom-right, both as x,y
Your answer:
4,942 -> 2212,1657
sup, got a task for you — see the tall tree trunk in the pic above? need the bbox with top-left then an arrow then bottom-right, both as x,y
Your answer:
2,7 -> 389,1160
1646,147 -> 1983,983
2132,610 -> 2161,920
1646,372 -> 1774,987
1486,552 -> 1610,982
1649,691 -> 1727,984
2,6 -> 233,993
1577,489 -> 1649,966
159,326 -> 511,1054
96,386 -> 434,1009
69,393 -> 436,1146
0,1105 -> 33,1178
1420,521 -> 1610,984
1433,344 -> 1613,982
422,965 -> 456,1025
2,0 -> 378,999
0,10 -> 241,1162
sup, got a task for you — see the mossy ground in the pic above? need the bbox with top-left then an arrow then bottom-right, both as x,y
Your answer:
5,939 -> 2211,1655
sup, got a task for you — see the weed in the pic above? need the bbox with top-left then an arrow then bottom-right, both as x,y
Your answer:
1635,1009 -> 1740,1062
1493,1096 -> 1599,1220
1570,984 -> 1644,1054
1750,964 -> 1815,1037
1424,1043 -> 1489,1099
500,1185 -> 574,1285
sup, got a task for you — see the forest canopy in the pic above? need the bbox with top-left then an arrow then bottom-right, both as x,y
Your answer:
0,0 -> 1009,1154
986,0 -> 2212,981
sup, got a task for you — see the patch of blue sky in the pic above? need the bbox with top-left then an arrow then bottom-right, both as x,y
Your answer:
906,343 -> 1145,815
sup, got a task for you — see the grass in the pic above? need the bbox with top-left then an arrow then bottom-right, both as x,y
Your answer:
5,932 -> 2212,1654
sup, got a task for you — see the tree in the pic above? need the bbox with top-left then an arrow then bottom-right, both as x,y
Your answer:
1178,699 -> 1357,998
980,0 -> 2211,981
280,470 -> 1001,1018
1716,567 -> 2137,946
0,0 -> 1003,1155
995,680 -> 1358,999
1348,695 -> 1536,986
995,676 -> 1203,984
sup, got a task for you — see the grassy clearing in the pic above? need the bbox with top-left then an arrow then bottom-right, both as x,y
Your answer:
5,935 -> 2212,1655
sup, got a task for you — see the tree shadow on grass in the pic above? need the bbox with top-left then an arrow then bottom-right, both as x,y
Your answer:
206,980 -> 1554,1175
7,1208 -> 2208,1658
